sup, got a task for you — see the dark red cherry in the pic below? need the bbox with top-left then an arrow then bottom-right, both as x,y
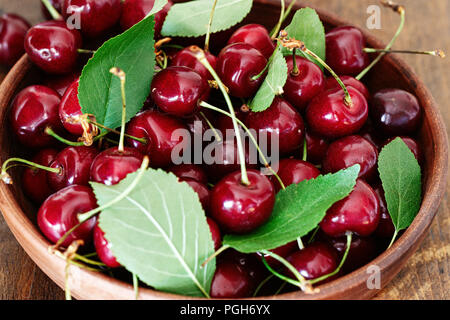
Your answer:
93,222 -> 121,268
37,185 -> 97,247
320,179 -> 380,237
272,159 -> 320,192
359,121 -> 384,150
325,26 -> 369,76
168,164 -> 208,184
246,97 -> 305,155
171,46 -> 217,80
303,131 -> 329,165
120,0 -> 173,37
216,42 -> 267,98
207,217 -> 222,251
256,241 -> 298,268
214,109 -> 248,134
63,0 -> 122,38
59,78 -> 84,135
325,75 -> 370,100
210,170 -> 275,234
285,242 -> 338,282
373,185 -> 395,238
90,147 -> 144,186
306,86 -> 368,139
227,24 -> 275,60
322,135 -> 378,181
125,110 -> 189,168
43,71 -> 81,96
47,146 -> 99,191
370,89 -> 422,137
383,136 -> 423,164
41,0 -> 64,20
22,148 -> 59,204
10,85 -> 64,148
151,66 -> 210,117
283,56 -> 325,112
0,13 -> 30,66
24,21 -> 82,74
181,178 -> 210,213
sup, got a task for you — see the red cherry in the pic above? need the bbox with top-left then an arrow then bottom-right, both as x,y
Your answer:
306,86 -> 368,139
373,185 -> 395,238
370,89 -> 422,137
256,241 -> 298,267
24,20 -> 82,74
43,71 -> 81,96
120,0 -> 173,38
47,146 -> 99,191
383,136 -> 423,164
181,178 -> 210,213
63,0 -> 122,38
37,185 -> 97,247
320,179 -> 380,237
283,56 -> 325,112
246,97 -> 305,155
303,131 -> 329,165
272,159 -> 320,192
59,78 -> 84,135
207,217 -> 222,251
22,148 -> 59,204
90,147 -> 144,186
93,223 -> 121,268
216,42 -> 267,98
10,85 -> 64,148
324,76 -> 370,100
322,135 -> 378,181
125,110 -> 189,168
0,13 -> 30,66
151,66 -> 210,117
227,24 -> 275,60
171,46 -> 217,80
168,164 -> 208,184
325,26 -> 370,76
210,170 -> 275,234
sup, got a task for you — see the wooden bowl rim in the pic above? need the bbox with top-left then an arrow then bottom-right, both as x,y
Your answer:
0,1 -> 447,300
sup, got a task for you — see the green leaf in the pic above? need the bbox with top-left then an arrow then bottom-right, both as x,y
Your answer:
223,165 -> 360,253
78,16 -> 156,130
378,137 -> 422,233
281,8 -> 326,70
146,0 -> 168,17
94,169 -> 216,297
249,47 -> 288,112
161,0 -> 253,37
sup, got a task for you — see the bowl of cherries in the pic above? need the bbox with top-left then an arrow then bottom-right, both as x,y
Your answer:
0,0 -> 447,300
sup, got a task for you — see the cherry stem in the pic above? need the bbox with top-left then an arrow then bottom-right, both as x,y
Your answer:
253,274 -> 275,297
73,253 -> 107,267
77,49 -> 96,55
110,67 -> 127,153
86,120 -> 147,144
132,273 -> 139,300
356,3 -> 405,80
274,282 -> 287,295
252,42 -> 281,81
270,0 -> 297,37
1,157 -> 61,184
199,101 -> 286,190
199,111 -> 222,142
41,0 -> 62,20
270,0 -> 286,40
201,244 -> 230,268
363,48 -> 445,58
45,126 -> 108,146
388,229 -> 399,249
302,137 -> 307,161
297,237 -> 304,250
204,0 -> 219,52
307,226 -> 320,244
291,48 -> 299,76
194,48 -> 250,186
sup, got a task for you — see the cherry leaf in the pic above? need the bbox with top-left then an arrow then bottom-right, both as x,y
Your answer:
94,169 -> 216,297
161,0 -> 253,37
223,165 -> 360,253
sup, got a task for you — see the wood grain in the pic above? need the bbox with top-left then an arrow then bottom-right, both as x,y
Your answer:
0,0 -> 448,300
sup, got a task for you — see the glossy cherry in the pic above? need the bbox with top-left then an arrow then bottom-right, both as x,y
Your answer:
272,159 -> 320,192
373,185 -> 395,238
210,170 -> 275,234
0,13 -> 30,66
325,26 -> 369,76
207,217 -> 222,251
303,131 -> 329,165
37,185 -> 98,247
320,179 -> 380,237
59,78 -> 84,135
10,85 -> 64,148
22,148 -> 59,204
283,55 -> 325,112
93,222 -> 121,268
90,147 -> 144,186
306,86 -> 368,139
181,178 -> 210,213
24,20 -> 82,74
120,0 -> 173,37
168,164 -> 208,184
151,66 -> 210,117
125,110 -> 189,168
370,88 -> 422,137
216,42 -> 267,98
171,46 -> 217,80
383,136 -> 423,164
63,0 -> 122,38
322,135 -> 378,181
246,97 -> 305,155
325,75 -> 370,100
44,71 -> 81,96
227,24 -> 275,60
47,146 -> 99,191
256,241 -> 298,268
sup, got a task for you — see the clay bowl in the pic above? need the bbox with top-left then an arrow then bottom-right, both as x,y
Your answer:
0,0 -> 447,300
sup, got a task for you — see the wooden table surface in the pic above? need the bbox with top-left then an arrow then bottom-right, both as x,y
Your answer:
0,0 -> 448,300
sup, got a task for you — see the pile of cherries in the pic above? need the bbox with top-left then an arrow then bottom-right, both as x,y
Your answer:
1,0 -> 424,298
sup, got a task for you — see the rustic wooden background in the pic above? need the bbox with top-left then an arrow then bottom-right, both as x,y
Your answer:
0,0 -> 448,300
